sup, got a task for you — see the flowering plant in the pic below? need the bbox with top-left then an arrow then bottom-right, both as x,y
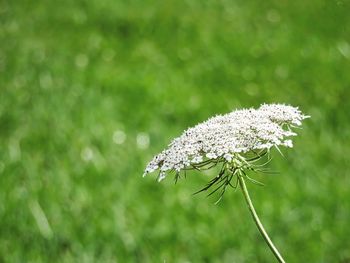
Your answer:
143,103 -> 309,262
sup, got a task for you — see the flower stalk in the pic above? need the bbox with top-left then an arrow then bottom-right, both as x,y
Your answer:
238,174 -> 286,263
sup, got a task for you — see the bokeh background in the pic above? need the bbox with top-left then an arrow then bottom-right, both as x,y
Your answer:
1,0 -> 350,262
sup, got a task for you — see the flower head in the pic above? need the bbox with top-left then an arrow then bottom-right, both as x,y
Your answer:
144,104 -> 309,183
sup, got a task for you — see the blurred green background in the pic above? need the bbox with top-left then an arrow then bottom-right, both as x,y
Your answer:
1,0 -> 350,262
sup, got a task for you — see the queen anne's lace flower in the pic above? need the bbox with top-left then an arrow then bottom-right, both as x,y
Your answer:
144,103 -> 309,181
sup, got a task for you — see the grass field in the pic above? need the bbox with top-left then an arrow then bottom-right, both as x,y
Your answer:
1,0 -> 350,262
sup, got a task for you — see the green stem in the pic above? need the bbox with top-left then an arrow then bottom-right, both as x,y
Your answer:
238,175 -> 286,263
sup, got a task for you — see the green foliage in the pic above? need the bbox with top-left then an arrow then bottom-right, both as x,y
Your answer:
1,0 -> 350,262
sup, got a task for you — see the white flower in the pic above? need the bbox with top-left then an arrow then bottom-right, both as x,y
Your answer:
224,153 -> 233,162
206,153 -> 217,159
191,156 -> 203,163
144,103 -> 309,181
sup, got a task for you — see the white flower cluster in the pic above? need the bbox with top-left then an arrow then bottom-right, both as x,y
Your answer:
144,104 -> 309,181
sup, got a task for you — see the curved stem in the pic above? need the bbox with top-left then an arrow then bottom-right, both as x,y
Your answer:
238,175 -> 286,263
